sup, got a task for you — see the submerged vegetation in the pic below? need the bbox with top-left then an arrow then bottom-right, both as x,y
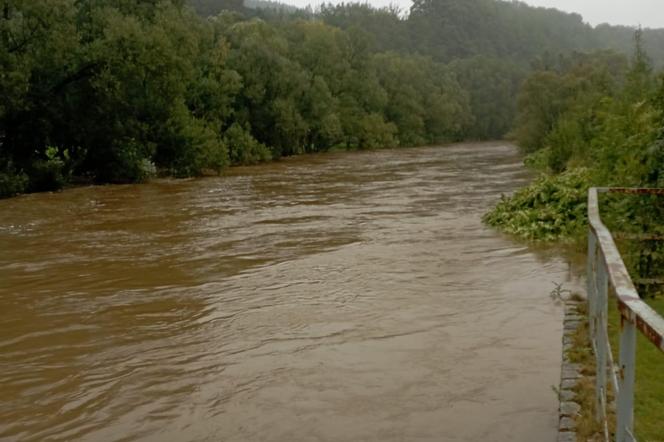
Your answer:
483,168 -> 590,241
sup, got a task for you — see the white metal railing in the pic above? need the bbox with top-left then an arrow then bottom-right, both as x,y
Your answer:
587,187 -> 664,442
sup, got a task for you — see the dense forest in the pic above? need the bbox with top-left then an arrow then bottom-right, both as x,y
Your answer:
1,0 -> 663,199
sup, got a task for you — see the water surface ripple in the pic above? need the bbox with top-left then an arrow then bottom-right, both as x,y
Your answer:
0,142 -> 573,441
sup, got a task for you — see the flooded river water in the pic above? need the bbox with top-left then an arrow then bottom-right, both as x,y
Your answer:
0,142 -> 577,441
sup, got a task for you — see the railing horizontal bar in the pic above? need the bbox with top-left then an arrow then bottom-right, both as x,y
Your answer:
614,232 -> 664,241
588,188 -> 664,354
633,278 -> 664,286
618,298 -> 664,353
606,187 -> 664,195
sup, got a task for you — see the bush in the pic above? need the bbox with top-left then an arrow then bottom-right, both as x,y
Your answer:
357,114 -> 397,149
28,159 -> 67,192
173,117 -> 230,177
106,140 -> 156,183
224,123 -> 271,165
523,147 -> 551,171
483,168 -> 591,241
28,146 -> 71,192
0,168 -> 29,198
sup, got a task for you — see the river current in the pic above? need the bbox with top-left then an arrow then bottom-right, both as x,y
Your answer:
0,142 -> 577,441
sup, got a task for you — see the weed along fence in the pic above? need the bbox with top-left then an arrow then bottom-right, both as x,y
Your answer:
587,188 -> 664,442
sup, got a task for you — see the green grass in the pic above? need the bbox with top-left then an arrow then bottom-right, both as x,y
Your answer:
608,297 -> 664,442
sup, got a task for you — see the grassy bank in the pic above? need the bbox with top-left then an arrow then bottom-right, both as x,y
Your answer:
609,298 -> 664,441
564,296 -> 664,441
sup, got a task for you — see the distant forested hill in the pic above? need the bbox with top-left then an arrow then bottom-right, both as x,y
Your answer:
594,24 -> 664,68
190,0 -> 297,17
189,0 -> 244,16
183,0 -> 663,142
318,0 -> 664,66
188,0 -> 664,67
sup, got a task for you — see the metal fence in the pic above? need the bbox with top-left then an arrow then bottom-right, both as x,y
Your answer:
587,187 -> 664,442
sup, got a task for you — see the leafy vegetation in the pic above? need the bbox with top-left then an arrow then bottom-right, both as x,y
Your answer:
0,0 -> 479,198
483,168 -> 590,241
485,33 -> 664,245
3,0 -> 664,199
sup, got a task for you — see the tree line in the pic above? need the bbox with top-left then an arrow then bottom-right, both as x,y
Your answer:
486,32 -> 664,240
1,0 -> 476,197
2,0 -> 663,198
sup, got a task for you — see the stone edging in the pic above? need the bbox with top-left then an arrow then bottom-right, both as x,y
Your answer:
558,299 -> 584,442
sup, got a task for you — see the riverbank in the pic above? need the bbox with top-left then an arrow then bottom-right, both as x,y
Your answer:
558,294 -> 600,442
558,291 -> 664,441
0,140 -> 475,201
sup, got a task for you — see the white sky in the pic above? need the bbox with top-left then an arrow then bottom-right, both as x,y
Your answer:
284,0 -> 664,29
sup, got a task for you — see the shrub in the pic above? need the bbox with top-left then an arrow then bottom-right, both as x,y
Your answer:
0,168 -> 29,198
27,147 -> 70,192
483,168 -> 591,241
224,123 -> 271,165
106,140 -> 156,183
357,114 -> 397,149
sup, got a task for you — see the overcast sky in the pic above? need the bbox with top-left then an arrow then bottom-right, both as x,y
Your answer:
284,0 -> 664,29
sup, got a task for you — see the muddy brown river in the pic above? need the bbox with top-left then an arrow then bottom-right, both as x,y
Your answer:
0,142 -> 578,441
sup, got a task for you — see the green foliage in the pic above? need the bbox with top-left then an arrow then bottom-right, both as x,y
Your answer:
0,167 -> 29,198
373,53 -> 472,145
483,168 -> 591,241
162,113 -> 229,177
3,0 -> 664,199
101,139 -> 156,183
223,123 -> 270,165
356,114 -> 398,150
27,146 -> 69,192
0,0 -> 486,198
408,0 -> 599,62
523,147 -> 552,172
511,71 -> 572,152
488,34 -> 664,256
450,56 -> 525,139
190,0 -> 246,17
